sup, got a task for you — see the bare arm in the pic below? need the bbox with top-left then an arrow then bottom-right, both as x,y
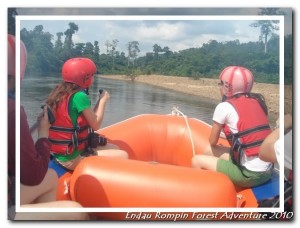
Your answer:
276,113 -> 292,131
82,90 -> 110,131
259,128 -> 279,163
209,121 -> 223,146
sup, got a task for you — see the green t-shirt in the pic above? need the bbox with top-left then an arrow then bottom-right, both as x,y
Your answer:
53,91 -> 91,162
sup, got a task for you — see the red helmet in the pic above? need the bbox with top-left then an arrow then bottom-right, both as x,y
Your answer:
7,34 -> 27,80
219,66 -> 254,97
62,58 -> 96,89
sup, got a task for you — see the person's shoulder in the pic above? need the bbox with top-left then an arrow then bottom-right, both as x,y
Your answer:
71,91 -> 90,107
216,101 -> 233,109
214,102 -> 236,116
73,91 -> 88,99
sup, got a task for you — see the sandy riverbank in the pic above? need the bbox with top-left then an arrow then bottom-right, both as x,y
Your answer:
98,74 -> 292,122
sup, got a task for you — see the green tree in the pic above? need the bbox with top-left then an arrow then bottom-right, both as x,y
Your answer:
153,44 -> 162,60
104,40 -> 111,54
54,32 -> 64,61
63,22 -> 79,58
162,46 -> 172,58
54,32 -> 64,50
250,8 -> 283,53
20,22 -> 286,84
94,41 -> 100,64
21,25 -> 57,75
83,42 -> 94,58
127,41 -> 140,67
73,43 -> 85,56
110,39 -> 119,71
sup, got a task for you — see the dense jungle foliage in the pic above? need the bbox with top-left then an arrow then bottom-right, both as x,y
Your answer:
9,6 -> 291,84
19,23 -> 292,84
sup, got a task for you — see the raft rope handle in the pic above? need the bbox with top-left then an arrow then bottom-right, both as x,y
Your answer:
171,107 -> 196,157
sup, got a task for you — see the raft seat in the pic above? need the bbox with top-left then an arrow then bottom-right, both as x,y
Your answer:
251,172 -> 279,201
48,159 -> 69,178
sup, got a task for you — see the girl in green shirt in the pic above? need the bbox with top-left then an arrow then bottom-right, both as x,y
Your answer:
46,58 -> 128,170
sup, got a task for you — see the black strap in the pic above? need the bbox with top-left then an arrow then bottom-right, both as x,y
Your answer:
230,139 -> 264,164
50,125 -> 89,133
230,139 -> 265,178
49,136 -> 89,145
239,139 -> 264,149
234,124 -> 270,138
227,124 -> 270,141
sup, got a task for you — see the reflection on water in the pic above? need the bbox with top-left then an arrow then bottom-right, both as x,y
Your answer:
20,75 -> 216,129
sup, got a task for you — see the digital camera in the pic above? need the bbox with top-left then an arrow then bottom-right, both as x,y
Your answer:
89,132 -> 107,148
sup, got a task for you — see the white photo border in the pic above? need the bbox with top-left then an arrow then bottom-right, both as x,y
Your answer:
15,14 -> 285,215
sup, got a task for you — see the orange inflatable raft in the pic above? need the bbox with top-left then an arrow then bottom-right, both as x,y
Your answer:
55,113 -> 279,219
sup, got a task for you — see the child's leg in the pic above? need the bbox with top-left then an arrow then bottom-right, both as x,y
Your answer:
191,155 -> 219,171
95,143 -> 128,159
192,147 -> 229,170
203,144 -> 230,160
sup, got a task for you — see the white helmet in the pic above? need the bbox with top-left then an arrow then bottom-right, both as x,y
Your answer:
219,66 -> 254,97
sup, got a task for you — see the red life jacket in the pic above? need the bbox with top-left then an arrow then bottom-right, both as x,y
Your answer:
223,95 -> 271,166
49,93 -> 90,155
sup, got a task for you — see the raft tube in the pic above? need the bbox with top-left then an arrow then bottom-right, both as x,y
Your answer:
70,156 -> 237,207
55,114 -> 278,216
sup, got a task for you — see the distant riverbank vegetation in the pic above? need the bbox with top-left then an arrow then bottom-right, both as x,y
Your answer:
14,11 -> 292,84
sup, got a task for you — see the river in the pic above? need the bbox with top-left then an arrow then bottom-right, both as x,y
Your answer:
20,75 -> 216,129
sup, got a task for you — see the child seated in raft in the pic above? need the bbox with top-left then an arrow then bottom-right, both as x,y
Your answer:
192,66 -> 273,188
45,58 -> 128,171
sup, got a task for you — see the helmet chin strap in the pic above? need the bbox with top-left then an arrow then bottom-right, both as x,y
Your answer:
222,95 -> 227,102
83,87 -> 89,95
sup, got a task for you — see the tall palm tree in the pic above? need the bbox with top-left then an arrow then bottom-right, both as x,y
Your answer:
250,8 -> 284,54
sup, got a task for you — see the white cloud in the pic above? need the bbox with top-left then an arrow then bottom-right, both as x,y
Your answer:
19,9 -> 289,57
136,22 -> 185,41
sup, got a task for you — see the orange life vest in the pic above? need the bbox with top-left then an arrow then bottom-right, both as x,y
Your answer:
223,95 -> 271,166
49,93 -> 90,155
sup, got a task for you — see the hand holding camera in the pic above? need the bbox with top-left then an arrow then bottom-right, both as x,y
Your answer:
98,89 -> 110,103
89,132 -> 107,148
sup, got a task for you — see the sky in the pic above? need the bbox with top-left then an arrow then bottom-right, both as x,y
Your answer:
17,8 -> 292,56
